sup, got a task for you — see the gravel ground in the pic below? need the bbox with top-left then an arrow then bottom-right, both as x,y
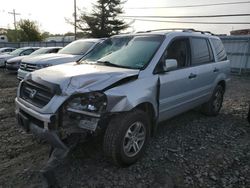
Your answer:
0,69 -> 249,188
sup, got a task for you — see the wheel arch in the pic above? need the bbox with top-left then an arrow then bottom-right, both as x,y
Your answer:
133,102 -> 157,135
217,80 -> 226,91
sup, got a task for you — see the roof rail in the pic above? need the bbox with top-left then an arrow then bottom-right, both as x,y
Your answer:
136,28 -> 214,35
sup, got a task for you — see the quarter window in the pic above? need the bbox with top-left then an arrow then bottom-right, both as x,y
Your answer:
211,38 -> 227,61
191,38 -> 213,65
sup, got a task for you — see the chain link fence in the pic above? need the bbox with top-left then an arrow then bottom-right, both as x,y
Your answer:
0,41 -> 70,48
220,36 -> 250,75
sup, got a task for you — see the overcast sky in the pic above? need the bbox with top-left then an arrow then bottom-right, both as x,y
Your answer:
0,0 -> 250,35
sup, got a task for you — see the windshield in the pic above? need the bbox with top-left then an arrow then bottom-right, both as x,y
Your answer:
9,48 -> 24,56
58,40 -> 95,55
97,35 -> 164,69
81,36 -> 133,62
30,48 -> 49,55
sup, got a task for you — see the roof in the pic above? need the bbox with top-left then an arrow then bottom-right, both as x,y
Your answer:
19,47 -> 40,50
0,47 -> 16,50
112,28 -> 220,40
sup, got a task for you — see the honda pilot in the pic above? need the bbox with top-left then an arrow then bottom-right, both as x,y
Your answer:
15,29 -> 230,166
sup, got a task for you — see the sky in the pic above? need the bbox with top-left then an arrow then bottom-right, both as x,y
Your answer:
0,0 -> 250,35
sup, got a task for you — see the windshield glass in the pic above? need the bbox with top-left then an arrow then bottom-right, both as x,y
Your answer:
9,48 -> 24,56
58,40 -> 95,55
97,35 -> 163,69
30,48 -> 48,55
81,36 -> 133,62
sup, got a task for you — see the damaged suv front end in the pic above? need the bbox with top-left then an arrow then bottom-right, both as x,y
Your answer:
15,34 -> 164,166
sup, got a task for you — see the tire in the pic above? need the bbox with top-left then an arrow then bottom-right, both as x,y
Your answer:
202,84 -> 224,116
103,110 -> 150,166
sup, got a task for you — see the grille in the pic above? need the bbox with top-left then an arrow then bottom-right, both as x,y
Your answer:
20,62 -> 37,72
20,80 -> 54,108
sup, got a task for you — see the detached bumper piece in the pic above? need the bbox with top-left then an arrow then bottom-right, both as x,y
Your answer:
16,110 -> 74,187
17,110 -> 68,150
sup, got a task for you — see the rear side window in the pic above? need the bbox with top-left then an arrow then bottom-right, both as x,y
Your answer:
211,38 -> 227,61
191,38 -> 213,65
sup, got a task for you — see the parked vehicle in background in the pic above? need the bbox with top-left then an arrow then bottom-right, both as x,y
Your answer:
0,47 -> 16,54
6,47 -> 62,73
15,29 -> 230,166
0,47 -> 39,68
17,39 -> 104,80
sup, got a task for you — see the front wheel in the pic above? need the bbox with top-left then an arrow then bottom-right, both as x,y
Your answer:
103,110 -> 150,166
202,85 -> 224,116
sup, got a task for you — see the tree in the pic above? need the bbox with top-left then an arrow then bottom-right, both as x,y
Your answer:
76,0 -> 128,38
17,19 -> 42,42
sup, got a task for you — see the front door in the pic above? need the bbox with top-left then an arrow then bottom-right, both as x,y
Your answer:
158,37 -> 201,122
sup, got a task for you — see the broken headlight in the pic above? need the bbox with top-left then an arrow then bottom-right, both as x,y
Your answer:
66,92 -> 107,117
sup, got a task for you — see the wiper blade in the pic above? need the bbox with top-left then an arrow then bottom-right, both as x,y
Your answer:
97,60 -> 137,69
97,60 -> 120,67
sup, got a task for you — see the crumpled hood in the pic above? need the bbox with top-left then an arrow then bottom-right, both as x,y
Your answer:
21,53 -> 82,65
29,62 -> 139,95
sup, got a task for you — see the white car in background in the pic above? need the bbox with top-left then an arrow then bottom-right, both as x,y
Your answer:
5,47 -> 62,73
17,38 -> 104,80
0,47 -> 16,54
0,47 -> 39,68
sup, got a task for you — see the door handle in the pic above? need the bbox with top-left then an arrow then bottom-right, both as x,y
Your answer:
188,73 -> 197,79
213,68 -> 219,73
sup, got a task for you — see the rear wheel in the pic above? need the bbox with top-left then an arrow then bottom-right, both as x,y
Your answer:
103,110 -> 150,166
202,85 -> 224,116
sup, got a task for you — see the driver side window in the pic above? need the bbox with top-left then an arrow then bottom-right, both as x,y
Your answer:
165,38 -> 190,68
155,37 -> 191,73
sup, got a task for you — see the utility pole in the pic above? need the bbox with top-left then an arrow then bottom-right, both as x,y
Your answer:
74,0 -> 77,40
8,9 -> 21,30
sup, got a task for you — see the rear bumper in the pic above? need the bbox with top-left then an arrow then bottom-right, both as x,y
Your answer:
0,60 -> 6,67
5,64 -> 18,72
15,98 -> 68,150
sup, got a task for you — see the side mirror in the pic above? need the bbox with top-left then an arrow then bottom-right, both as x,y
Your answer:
164,59 -> 177,72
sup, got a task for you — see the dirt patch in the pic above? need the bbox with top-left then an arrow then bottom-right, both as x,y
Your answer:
0,69 -> 249,188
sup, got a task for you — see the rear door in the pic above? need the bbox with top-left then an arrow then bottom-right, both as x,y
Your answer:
188,37 -> 216,103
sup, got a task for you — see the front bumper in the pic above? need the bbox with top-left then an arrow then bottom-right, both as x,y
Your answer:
15,98 -> 68,150
17,69 -> 30,80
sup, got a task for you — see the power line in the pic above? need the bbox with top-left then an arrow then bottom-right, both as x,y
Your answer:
74,0 -> 77,40
120,13 -> 250,19
124,18 -> 250,25
125,1 -> 250,9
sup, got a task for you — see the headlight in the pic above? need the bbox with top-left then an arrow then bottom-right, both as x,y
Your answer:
66,92 -> 107,117
36,64 -> 52,69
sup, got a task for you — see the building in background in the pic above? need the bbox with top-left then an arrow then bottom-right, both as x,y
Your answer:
45,36 -> 75,42
0,35 -> 8,42
230,29 -> 250,35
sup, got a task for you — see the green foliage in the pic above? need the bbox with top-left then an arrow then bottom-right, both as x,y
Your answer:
17,19 -> 42,42
41,31 -> 50,40
5,29 -> 18,42
77,0 -> 128,38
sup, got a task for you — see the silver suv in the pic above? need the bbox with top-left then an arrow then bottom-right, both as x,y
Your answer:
15,29 -> 230,166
